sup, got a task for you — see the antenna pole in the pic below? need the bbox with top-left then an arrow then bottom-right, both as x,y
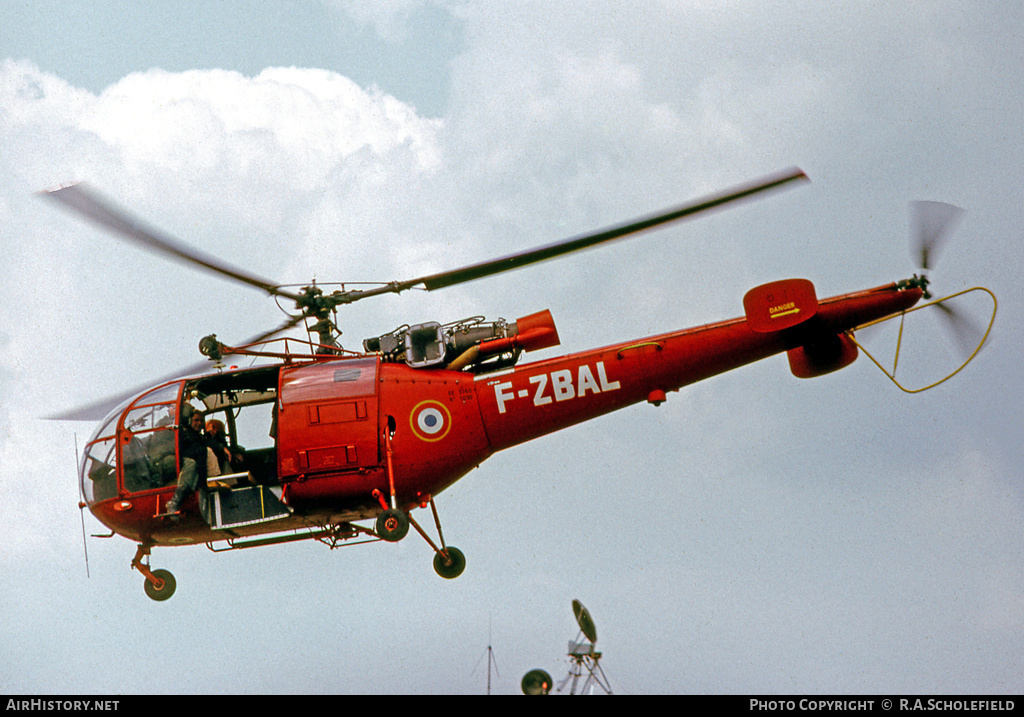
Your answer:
74,433 -> 90,579
486,616 -> 499,694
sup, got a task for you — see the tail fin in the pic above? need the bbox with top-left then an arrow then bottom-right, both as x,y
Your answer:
744,279 -> 858,378
743,278 -> 818,332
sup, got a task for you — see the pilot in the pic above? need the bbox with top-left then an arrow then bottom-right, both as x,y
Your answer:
165,407 -> 209,514
147,413 -> 177,484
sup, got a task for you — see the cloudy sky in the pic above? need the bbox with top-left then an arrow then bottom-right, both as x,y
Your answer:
1,1 -> 1021,695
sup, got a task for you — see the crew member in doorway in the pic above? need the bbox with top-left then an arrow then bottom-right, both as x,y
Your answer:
165,408 -> 209,514
206,418 -> 245,474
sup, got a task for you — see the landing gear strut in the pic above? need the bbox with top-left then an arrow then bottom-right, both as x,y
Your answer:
408,498 -> 466,580
371,490 -> 466,579
131,543 -> 177,601
373,422 -> 465,578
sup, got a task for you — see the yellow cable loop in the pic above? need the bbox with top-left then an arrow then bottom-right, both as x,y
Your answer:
847,286 -> 997,394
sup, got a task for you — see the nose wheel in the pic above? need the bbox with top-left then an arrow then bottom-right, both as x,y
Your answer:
131,544 -> 177,601
143,569 -> 177,601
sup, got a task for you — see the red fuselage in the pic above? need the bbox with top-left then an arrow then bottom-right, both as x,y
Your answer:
82,281 -> 922,546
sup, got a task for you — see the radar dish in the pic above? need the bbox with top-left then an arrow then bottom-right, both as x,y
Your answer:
572,599 -> 597,644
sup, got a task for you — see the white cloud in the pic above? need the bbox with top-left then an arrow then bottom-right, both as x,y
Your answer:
75,67 -> 442,189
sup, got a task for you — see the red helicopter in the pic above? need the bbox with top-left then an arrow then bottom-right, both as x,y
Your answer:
44,168 -> 994,601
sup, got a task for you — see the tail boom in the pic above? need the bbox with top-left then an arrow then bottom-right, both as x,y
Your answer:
475,281 -> 923,451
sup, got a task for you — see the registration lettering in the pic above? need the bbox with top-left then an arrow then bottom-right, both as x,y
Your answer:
495,361 -> 620,414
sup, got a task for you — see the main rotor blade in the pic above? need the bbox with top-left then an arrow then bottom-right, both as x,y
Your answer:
41,183 -> 302,302
47,316 -> 303,421
911,200 -> 964,271
409,167 -> 808,292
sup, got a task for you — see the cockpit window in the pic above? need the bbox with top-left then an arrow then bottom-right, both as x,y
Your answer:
124,399 -> 176,434
82,437 -> 117,504
128,383 -> 181,413
81,395 -> 133,506
80,381 -> 185,504
120,383 -> 183,493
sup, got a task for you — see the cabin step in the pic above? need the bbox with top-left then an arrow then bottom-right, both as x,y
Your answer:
203,485 -> 291,530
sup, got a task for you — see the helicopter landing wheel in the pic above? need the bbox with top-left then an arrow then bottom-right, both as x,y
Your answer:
376,508 -> 410,542
432,546 -> 466,579
143,569 -> 177,602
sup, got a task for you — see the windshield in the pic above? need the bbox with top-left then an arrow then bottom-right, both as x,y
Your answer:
80,381 -> 184,505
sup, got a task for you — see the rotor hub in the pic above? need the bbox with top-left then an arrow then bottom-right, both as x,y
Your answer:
899,273 -> 932,299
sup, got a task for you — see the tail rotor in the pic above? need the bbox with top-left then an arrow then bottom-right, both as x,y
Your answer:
860,200 -> 996,393
907,200 -> 991,357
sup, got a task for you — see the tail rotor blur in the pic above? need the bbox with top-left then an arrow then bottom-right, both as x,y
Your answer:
911,200 -> 964,275
907,201 -> 992,357
855,200 -> 996,392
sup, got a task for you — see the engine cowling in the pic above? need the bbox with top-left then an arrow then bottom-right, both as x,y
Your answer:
363,309 -> 560,372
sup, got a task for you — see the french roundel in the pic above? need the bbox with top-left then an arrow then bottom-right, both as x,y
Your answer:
410,401 -> 451,442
